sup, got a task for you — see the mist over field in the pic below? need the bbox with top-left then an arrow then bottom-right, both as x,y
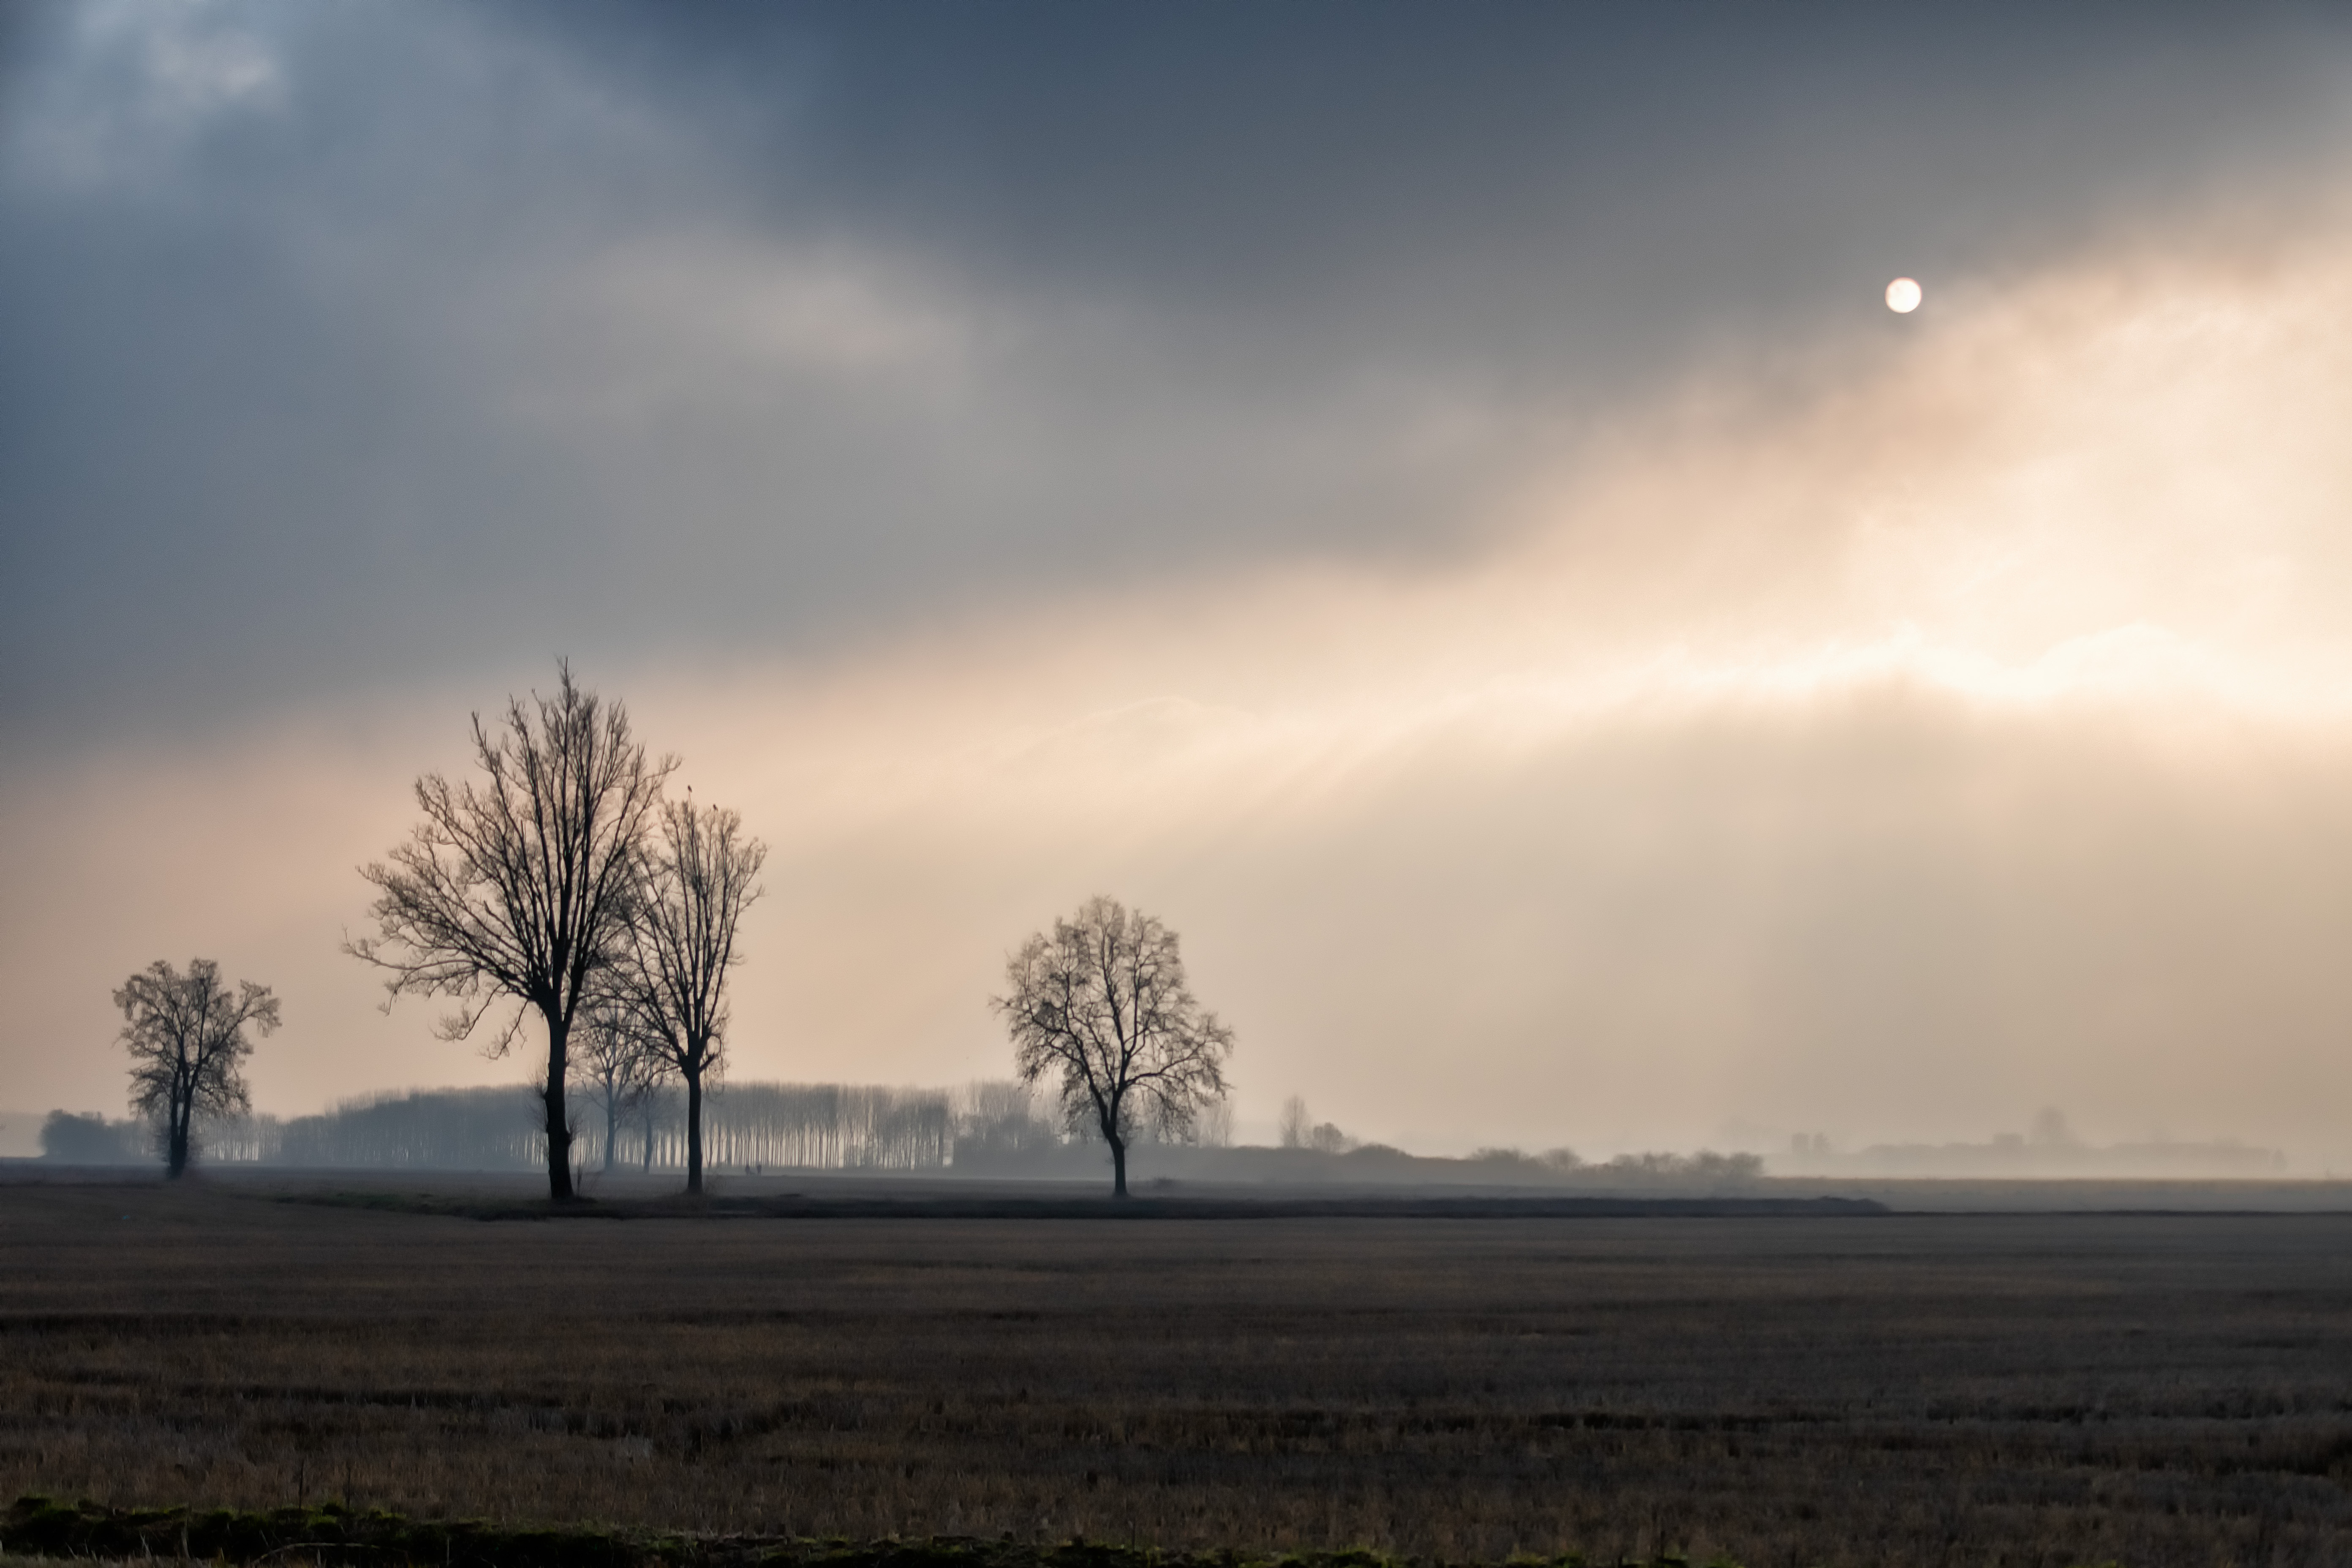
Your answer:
8,4 -> 2352,1167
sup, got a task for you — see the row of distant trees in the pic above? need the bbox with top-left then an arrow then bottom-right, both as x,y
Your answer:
42,1088 -> 1770,1190
42,1080 -> 1078,1172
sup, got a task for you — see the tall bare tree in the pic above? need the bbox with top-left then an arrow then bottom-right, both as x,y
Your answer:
623,795 -> 766,1195
116,958 -> 280,1178
994,896 -> 1234,1198
348,663 -> 672,1201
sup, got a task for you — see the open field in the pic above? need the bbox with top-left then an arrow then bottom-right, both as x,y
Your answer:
4,1176 -> 2351,1567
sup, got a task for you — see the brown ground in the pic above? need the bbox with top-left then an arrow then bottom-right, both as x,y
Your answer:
3,1176 -> 2349,1566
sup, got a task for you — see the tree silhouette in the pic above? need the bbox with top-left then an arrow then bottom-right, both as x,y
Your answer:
620,795 -> 765,1196
116,958 -> 280,1178
348,662 -> 672,1201
994,896 -> 1233,1198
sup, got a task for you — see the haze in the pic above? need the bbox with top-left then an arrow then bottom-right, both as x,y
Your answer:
7,3 -> 2352,1164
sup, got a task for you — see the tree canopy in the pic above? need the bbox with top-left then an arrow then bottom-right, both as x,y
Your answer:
116,958 -> 280,1178
994,896 -> 1233,1198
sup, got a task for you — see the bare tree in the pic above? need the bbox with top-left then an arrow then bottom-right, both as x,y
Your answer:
116,958 -> 280,1178
1279,1094 -> 1311,1149
994,896 -> 1234,1198
622,795 -> 766,1195
347,663 -> 672,1201
1192,1094 -> 1236,1149
575,1005 -> 668,1173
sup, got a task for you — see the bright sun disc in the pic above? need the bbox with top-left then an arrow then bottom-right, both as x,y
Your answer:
1886,277 -> 1923,313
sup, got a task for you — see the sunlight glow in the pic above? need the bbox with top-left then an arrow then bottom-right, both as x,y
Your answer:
16,212 -> 2352,1158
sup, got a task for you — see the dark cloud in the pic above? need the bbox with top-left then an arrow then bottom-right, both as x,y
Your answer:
6,1 -> 2352,743
549,3 -> 2352,348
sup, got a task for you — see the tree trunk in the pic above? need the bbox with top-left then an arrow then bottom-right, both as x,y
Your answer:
1109,1131 -> 1128,1199
166,1094 -> 190,1179
685,1066 -> 705,1196
602,1092 -> 618,1174
543,1009 -> 574,1202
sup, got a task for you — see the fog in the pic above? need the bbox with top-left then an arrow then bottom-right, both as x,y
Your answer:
7,5 -> 2352,1170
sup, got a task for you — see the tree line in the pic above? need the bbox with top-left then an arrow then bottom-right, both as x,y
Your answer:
41,1078 -> 1127,1174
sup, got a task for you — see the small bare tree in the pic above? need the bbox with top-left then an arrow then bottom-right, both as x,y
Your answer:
621,795 -> 766,1196
575,1005 -> 668,1173
115,958 -> 280,1178
348,663 -> 673,1202
994,896 -> 1234,1198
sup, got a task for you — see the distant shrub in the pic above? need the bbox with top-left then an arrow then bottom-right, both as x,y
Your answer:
1307,1121 -> 1355,1154
1592,1150 -> 1764,1186
1461,1145 -> 1760,1187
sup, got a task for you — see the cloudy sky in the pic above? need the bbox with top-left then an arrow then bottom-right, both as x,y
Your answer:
8,2 -> 2352,1162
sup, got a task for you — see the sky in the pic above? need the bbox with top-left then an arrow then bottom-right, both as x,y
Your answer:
8,2 -> 2352,1163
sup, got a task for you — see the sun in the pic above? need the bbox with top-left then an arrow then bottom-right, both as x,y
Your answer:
1885,276 -> 1923,313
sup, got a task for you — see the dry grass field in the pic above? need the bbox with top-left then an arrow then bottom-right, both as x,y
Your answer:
3,1176 -> 2350,1567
